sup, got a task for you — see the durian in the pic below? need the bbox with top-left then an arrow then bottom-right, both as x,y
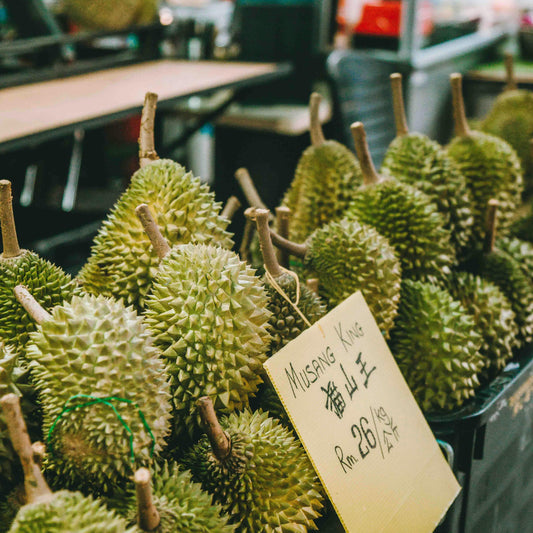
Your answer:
182,397 -> 324,532
497,236 -> 533,281
445,272 -> 518,380
0,181 -> 78,356
111,464 -> 235,532
138,204 -> 272,442
281,92 -> 363,243
0,393 -> 136,533
510,207 -> 533,243
390,280 -> 484,412
381,73 -> 473,257
466,200 -> 533,347
346,121 -> 456,281
480,54 -> 533,194
270,215 -> 401,338
15,286 -> 171,492
77,93 -> 233,309
447,73 -> 523,244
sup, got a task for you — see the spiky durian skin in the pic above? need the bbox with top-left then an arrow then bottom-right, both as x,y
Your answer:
112,462 -> 235,533
183,410 -> 324,532
25,295 -> 171,493
390,280 -> 484,413
8,491 -> 137,533
498,237 -> 533,281
77,159 -> 233,309
345,180 -> 455,281
510,210 -> 533,243
144,244 -> 271,442
0,250 -> 79,356
481,90 -> 533,193
282,141 -> 362,243
445,272 -> 518,379
447,131 -> 523,244
254,382 -> 291,427
303,218 -> 401,337
265,272 -> 326,354
381,133 -> 473,258
474,249 -> 533,347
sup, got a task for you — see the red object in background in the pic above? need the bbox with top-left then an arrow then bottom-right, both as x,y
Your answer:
337,1 -> 433,38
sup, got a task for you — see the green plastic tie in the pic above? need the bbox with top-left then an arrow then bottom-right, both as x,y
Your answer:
47,394 -> 156,464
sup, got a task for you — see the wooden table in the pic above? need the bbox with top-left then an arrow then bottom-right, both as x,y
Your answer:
0,59 -> 291,152
466,59 -> 533,85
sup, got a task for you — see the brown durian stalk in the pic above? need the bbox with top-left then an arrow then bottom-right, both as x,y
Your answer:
240,207 -> 256,263
306,278 -> 319,295
135,468 -> 160,531
235,168 -> 268,211
484,199 -> 499,254
221,196 -> 241,221
139,92 -> 159,168
504,52 -> 518,92
197,396 -> 231,461
14,285 -> 52,325
275,206 -> 291,268
0,393 -> 52,503
390,73 -> 409,137
135,204 -> 171,259
450,74 -> 471,138
351,122 -> 381,185
309,92 -> 326,146
255,209 -> 284,278
0,180 -> 22,259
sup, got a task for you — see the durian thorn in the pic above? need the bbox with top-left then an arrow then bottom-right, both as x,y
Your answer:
0,394 -> 52,503
234,168 -> 269,211
239,208 -> 256,262
275,206 -> 291,268
350,122 -> 380,185
135,204 -> 171,260
255,208 -> 284,278
504,52 -> 518,92
221,196 -> 241,221
269,227 -> 308,259
484,199 -> 499,254
306,278 -> 319,295
0,180 -> 21,258
14,285 -> 52,325
135,468 -> 161,532
390,73 -> 409,136
197,396 -> 231,461
309,92 -> 326,146
32,441 -> 46,469
450,73 -> 471,137
139,92 -> 159,168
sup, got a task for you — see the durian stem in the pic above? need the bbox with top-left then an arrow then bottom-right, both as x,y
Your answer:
0,394 -> 52,503
139,92 -> 159,168
135,204 -> 171,260
240,209 -> 256,262
450,73 -> 471,137
390,74 -> 409,137
275,206 -> 291,268
504,52 -> 518,92
255,209 -> 284,278
135,468 -> 160,532
32,442 -> 46,469
197,396 -> 231,461
484,199 -> 499,254
350,122 -> 380,185
221,196 -> 241,221
235,168 -> 268,210
269,228 -> 308,260
309,92 -> 326,146
0,180 -> 21,258
14,286 -> 52,325
306,278 -> 319,295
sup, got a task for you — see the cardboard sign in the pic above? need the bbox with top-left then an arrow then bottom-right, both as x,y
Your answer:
264,291 -> 460,533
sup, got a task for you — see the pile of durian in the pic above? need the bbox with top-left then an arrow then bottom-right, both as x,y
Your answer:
0,55 -> 532,530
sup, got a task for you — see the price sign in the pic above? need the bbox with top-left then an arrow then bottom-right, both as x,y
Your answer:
264,291 -> 460,533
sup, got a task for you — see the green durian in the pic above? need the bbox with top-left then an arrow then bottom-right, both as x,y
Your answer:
480,54 -> 533,194
0,393 -> 137,533
17,288 -> 171,493
139,205 -> 272,442
0,181 -> 79,357
509,203 -> 533,243
271,216 -> 401,338
498,236 -> 533,281
466,201 -> 533,347
77,93 -> 233,309
63,0 -> 158,30
346,122 -> 456,281
182,398 -> 324,532
381,73 -> 473,257
281,93 -> 363,243
447,73 -> 523,245
445,272 -> 518,379
111,463 -> 235,533
390,280 -> 484,413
